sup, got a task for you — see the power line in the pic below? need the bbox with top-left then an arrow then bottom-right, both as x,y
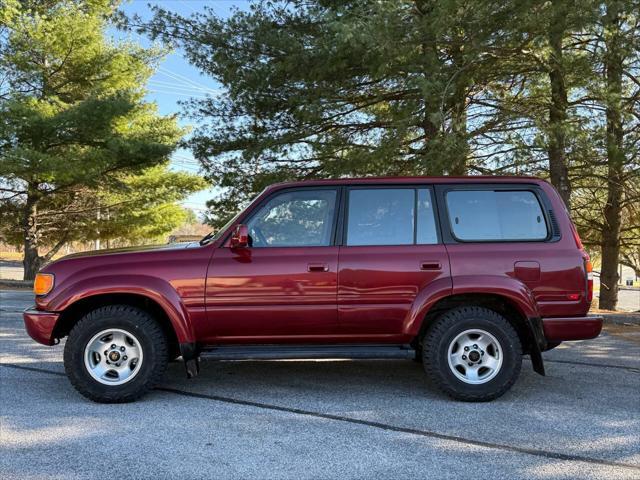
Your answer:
157,67 -> 220,94
148,80 -> 219,94
148,89 -> 210,98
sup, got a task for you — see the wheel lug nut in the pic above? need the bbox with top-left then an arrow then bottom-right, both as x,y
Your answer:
468,363 -> 473,367
104,350 -> 108,355
473,344 -> 478,349
111,344 -> 116,348
123,356 -> 128,360
462,355 -> 467,360
120,347 -> 125,352
481,351 -> 484,355
464,346 -> 469,351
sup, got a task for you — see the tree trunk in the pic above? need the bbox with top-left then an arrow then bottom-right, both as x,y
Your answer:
598,1 -> 624,311
547,0 -> 571,210
22,189 -> 42,281
421,114 -> 441,174
23,240 -> 42,281
415,0 -> 449,176
449,70 -> 469,176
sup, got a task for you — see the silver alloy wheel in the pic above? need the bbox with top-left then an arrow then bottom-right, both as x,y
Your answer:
447,329 -> 503,385
83,329 -> 143,386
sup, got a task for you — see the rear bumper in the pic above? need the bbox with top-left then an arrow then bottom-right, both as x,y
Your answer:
542,316 -> 603,342
23,308 -> 59,346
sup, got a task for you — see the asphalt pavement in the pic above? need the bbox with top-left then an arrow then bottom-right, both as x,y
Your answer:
1,289 -> 639,479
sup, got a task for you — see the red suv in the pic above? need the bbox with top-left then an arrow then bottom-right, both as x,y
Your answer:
24,177 -> 602,403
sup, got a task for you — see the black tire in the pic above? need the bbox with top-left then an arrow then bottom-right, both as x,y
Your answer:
63,305 -> 168,403
413,345 -> 423,363
422,306 -> 522,402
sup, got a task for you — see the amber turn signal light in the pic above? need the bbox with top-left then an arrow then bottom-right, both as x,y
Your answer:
33,273 -> 54,296
585,258 -> 594,302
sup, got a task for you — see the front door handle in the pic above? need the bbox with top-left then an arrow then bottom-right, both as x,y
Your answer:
308,263 -> 329,272
420,261 -> 441,271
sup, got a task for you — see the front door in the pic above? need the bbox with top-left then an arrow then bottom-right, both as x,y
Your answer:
338,187 -> 451,336
203,188 -> 340,342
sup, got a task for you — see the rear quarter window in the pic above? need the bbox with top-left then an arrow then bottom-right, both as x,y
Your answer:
446,190 -> 548,241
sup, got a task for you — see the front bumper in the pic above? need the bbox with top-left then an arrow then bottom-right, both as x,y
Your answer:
23,308 -> 60,345
542,316 -> 603,342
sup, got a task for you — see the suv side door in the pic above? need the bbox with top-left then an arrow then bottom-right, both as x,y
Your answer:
337,186 -> 451,337
203,187 -> 340,341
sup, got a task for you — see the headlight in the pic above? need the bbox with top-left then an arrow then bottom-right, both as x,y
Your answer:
34,273 -> 55,296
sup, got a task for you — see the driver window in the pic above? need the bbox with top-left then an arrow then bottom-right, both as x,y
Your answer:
246,189 -> 337,247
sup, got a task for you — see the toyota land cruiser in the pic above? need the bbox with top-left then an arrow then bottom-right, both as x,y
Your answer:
24,177 -> 602,403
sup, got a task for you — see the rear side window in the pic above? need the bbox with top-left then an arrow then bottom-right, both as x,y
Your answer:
347,189 -> 414,246
346,188 -> 439,246
446,190 -> 548,241
417,189 -> 438,244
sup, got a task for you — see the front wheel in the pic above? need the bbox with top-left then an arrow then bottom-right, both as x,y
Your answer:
422,306 -> 522,402
63,305 -> 168,403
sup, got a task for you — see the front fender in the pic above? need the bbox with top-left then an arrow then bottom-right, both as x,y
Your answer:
41,275 -> 195,344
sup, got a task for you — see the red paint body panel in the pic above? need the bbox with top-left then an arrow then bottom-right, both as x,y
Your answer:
200,246 -> 338,340
23,309 -> 59,345
338,244 -> 451,337
30,242 -> 211,344
445,180 -> 590,319
22,175 -> 600,353
542,316 -> 603,341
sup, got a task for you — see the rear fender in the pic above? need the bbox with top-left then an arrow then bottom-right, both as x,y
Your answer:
402,277 -> 453,335
405,275 -> 545,375
449,275 -> 540,319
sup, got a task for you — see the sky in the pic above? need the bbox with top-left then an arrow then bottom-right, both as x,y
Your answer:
113,1 -> 251,218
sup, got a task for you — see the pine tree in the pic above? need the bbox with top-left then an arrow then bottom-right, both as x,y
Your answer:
0,1 -> 203,279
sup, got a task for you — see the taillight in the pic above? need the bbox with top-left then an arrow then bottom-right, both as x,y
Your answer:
570,222 -> 584,250
585,257 -> 593,302
569,221 -> 593,302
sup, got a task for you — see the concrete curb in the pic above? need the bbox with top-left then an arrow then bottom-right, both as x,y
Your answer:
0,280 -> 32,290
600,312 -> 640,326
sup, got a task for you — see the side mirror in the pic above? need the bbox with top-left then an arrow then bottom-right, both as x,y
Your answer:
230,224 -> 249,248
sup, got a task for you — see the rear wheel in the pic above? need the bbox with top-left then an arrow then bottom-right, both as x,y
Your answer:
64,305 -> 168,403
422,306 -> 522,402
413,345 -> 423,363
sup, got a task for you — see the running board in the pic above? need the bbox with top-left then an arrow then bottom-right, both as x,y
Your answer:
199,344 -> 415,361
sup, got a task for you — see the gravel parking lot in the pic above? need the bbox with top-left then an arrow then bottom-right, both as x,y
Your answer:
1,289 -> 639,479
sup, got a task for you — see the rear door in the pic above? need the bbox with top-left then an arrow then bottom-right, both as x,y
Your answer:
337,186 -> 451,336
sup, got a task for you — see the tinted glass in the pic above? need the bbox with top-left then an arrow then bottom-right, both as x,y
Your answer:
247,189 -> 336,247
347,189 -> 414,246
446,190 -> 548,241
417,189 -> 438,244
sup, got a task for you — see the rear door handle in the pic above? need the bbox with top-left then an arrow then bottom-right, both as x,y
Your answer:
420,261 -> 441,271
308,263 -> 329,272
